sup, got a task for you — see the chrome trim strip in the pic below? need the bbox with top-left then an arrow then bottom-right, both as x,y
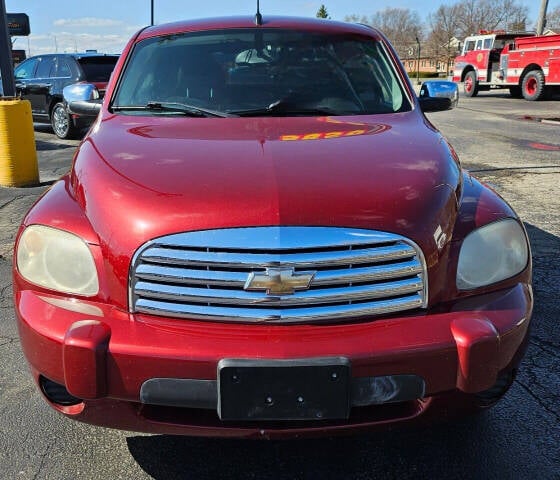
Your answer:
135,264 -> 247,286
134,259 -> 422,287
135,294 -> 424,323
134,277 -> 423,306
147,227 -> 408,250
140,244 -> 416,268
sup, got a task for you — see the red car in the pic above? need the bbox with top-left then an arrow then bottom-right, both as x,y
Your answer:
13,16 -> 532,438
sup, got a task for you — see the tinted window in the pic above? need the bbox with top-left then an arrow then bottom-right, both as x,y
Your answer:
113,29 -> 410,115
14,57 -> 39,79
78,57 -> 118,82
35,57 -> 56,78
483,38 -> 493,49
57,58 -> 72,77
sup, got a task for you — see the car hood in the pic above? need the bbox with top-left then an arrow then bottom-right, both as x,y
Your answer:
72,112 -> 461,277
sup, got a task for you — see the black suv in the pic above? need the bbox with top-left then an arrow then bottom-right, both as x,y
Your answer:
13,53 -> 119,139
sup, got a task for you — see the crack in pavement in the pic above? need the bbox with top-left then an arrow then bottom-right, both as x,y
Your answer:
530,339 -> 560,359
31,438 -> 56,480
0,337 -> 17,347
0,195 -> 27,211
515,379 -> 560,425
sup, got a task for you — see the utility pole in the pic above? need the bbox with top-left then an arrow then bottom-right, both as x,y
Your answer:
0,0 -> 15,96
151,0 -> 154,26
536,0 -> 549,36
415,36 -> 421,85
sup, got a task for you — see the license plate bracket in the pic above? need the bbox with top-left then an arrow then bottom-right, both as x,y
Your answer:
217,358 -> 350,421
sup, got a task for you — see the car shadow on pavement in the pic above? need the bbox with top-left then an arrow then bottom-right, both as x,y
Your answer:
124,409 -> 538,479
125,415 -> 481,480
35,139 -> 77,151
126,222 -> 559,479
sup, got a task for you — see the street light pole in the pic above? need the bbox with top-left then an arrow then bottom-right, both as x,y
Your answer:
536,0 -> 549,36
0,0 -> 15,96
415,36 -> 421,86
151,0 -> 154,26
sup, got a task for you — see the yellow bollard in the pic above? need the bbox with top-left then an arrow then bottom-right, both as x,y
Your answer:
0,98 -> 39,187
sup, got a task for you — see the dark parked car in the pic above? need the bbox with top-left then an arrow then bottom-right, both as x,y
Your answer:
13,52 -> 119,138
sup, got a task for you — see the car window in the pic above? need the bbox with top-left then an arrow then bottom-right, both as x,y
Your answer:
35,57 -> 56,78
57,58 -> 72,78
483,38 -> 493,49
77,57 -> 118,82
14,57 -> 39,79
112,29 -> 411,115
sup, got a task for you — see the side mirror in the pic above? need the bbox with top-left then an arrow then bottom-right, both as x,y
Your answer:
418,80 -> 458,113
63,83 -> 102,117
63,83 -> 99,103
68,100 -> 102,116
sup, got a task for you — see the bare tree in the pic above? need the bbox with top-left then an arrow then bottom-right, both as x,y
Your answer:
427,4 -> 463,75
345,14 -> 371,25
346,8 -> 423,58
454,0 -> 529,38
544,5 -> 560,32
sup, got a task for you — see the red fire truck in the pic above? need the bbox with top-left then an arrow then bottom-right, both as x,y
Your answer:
452,31 -> 560,100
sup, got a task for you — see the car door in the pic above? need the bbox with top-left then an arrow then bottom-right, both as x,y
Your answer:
24,56 -> 57,117
14,56 -> 40,101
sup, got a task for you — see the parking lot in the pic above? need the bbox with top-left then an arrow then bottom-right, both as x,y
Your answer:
0,89 -> 559,479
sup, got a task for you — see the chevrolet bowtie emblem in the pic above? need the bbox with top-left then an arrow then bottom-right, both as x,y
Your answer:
244,268 -> 316,295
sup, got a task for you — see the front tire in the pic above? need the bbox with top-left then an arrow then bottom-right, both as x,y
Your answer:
463,71 -> 479,97
51,102 -> 80,139
522,70 -> 546,101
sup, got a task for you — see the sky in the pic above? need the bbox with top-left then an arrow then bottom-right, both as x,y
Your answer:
6,0 -> 552,56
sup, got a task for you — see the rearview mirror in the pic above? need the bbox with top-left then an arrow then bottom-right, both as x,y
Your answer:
418,81 -> 458,113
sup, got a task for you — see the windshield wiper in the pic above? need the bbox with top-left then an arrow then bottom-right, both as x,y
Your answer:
230,99 -> 344,117
112,101 -> 235,118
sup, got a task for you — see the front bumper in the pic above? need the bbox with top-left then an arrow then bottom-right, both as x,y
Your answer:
16,283 -> 532,437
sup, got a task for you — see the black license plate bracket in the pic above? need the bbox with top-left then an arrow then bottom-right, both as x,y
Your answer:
217,358 -> 350,421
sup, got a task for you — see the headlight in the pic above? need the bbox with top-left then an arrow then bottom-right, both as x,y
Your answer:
457,219 -> 529,290
16,225 -> 99,296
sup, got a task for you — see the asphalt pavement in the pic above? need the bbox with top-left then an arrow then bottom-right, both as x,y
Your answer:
0,92 -> 559,479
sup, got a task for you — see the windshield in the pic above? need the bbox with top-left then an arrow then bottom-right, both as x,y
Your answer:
112,29 -> 410,116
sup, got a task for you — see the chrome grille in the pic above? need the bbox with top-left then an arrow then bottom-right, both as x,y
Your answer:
129,227 -> 427,323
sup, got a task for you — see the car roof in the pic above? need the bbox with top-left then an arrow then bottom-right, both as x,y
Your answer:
136,16 -> 383,42
25,53 -> 119,60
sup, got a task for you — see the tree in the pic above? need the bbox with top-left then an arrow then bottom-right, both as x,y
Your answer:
427,4 -> 463,75
545,5 -> 560,32
346,8 -> 423,58
453,0 -> 529,38
316,5 -> 330,19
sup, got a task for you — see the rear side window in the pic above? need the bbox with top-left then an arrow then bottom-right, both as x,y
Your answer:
57,59 -> 72,77
78,57 -> 118,82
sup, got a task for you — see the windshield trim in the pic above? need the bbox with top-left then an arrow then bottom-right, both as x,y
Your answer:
110,27 -> 413,117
